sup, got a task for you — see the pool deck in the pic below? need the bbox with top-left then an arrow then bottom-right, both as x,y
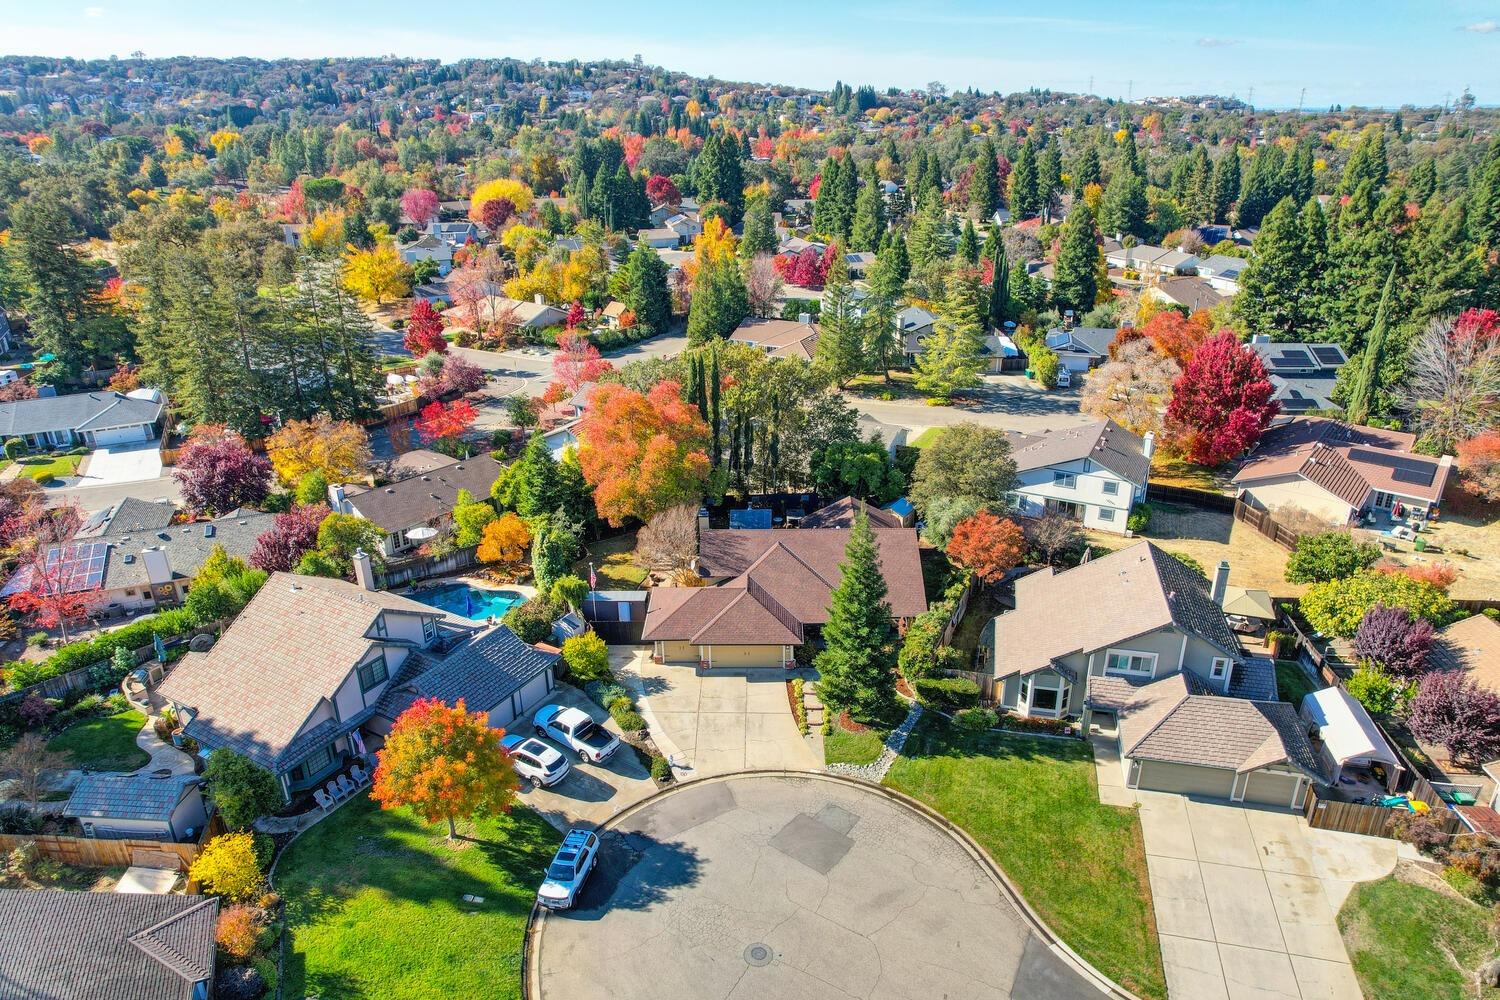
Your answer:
399,575 -> 538,622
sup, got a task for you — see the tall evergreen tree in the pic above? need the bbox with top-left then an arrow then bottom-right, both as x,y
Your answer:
617,239 -> 672,334
1345,265 -> 1396,426
1099,170 -> 1149,239
814,256 -> 863,386
862,247 -> 904,379
1235,197 -> 1315,340
907,189 -> 954,271
969,137 -> 1000,220
686,256 -> 748,344
1209,147 -> 1240,224
956,219 -> 980,265
1072,144 -> 1102,198
1184,145 -> 1213,224
1009,140 -> 1041,219
1037,143 -> 1063,220
914,271 -> 986,402
850,171 -> 887,251
815,508 -> 901,721
6,195 -> 104,372
739,194 -> 777,258
1052,203 -> 1100,314
709,347 -> 722,467
987,240 -> 1010,326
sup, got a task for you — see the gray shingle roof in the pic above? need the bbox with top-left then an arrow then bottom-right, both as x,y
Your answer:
64,773 -> 201,823
1006,419 -> 1150,485
404,625 -> 557,712
0,390 -> 163,438
343,455 -> 505,533
0,890 -> 217,1000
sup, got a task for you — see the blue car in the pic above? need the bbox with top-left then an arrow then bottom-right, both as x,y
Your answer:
501,733 -> 571,789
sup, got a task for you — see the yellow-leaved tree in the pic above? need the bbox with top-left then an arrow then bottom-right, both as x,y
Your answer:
189,832 -> 264,902
266,414 -> 372,485
343,242 -> 411,304
477,513 -> 531,568
372,698 -> 519,839
304,208 -> 347,254
469,177 -> 534,223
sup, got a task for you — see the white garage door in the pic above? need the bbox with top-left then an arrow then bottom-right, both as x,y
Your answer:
92,425 -> 149,446
488,670 -> 555,732
1243,770 -> 1304,808
1061,356 -> 1091,372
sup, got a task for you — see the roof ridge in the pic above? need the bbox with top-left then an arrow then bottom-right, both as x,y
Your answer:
1119,674 -> 1195,756
126,896 -> 217,982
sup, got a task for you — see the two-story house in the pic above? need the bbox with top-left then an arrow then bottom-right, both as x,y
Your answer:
330,454 -> 505,558
1005,420 -> 1151,534
156,571 -> 558,801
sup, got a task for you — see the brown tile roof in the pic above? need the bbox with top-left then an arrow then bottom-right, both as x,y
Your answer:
799,497 -> 905,530
1233,417 -> 1452,506
156,573 -> 455,772
729,317 -> 819,361
0,890 -> 217,1000
1432,614 -> 1500,697
992,541 -> 1238,681
343,455 -> 505,533
1005,419 -> 1150,485
1458,804 -> 1500,838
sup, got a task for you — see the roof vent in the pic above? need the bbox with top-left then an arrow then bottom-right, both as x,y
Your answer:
385,488 -> 396,493
421,476 -> 431,482
123,554 -> 135,564
204,524 -> 216,538
454,464 -> 465,471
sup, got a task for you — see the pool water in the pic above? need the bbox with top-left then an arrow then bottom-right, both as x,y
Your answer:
412,583 -> 525,622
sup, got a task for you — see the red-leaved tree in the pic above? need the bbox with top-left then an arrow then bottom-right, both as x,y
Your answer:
8,545 -> 102,642
1141,310 -> 1213,366
564,301 -> 585,331
1457,431 -> 1500,503
372,697 -> 519,839
645,175 -> 680,207
1353,603 -> 1434,678
404,300 -> 448,356
400,188 -> 441,227
173,426 -> 273,516
479,196 -> 515,232
552,333 -> 614,396
577,381 -> 711,526
1164,331 -> 1279,466
946,511 -> 1027,584
1407,671 -> 1500,768
249,504 -> 329,572
415,399 -> 477,445
438,353 -> 485,397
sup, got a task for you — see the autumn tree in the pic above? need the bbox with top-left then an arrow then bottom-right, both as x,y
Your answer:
946,511 -> 1026,584
173,426 -> 273,516
552,333 -> 614,395
266,414 -> 371,485
635,504 -> 699,572
1353,604 -> 1434,678
1401,309 -> 1500,455
373,697 -> 520,838
400,188 -> 441,227
249,504 -> 328,573
1140,310 -> 1213,367
1080,339 -> 1179,436
1164,332 -> 1279,466
415,399 -> 477,451
1407,672 -> 1500,768
477,513 -> 532,568
8,540 -> 102,643
577,381 -> 711,526
343,241 -> 411,304
469,178 -> 534,223
1457,431 -> 1500,501
404,299 -> 448,356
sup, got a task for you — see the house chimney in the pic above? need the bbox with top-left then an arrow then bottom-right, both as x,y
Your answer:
1210,560 -> 1230,604
329,483 -> 347,512
798,312 -> 811,326
1142,431 -> 1156,460
352,549 -> 377,591
533,293 -> 545,306
697,506 -> 709,537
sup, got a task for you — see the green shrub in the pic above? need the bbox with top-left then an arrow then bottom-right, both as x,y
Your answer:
913,676 -> 980,709
650,755 -> 672,782
560,633 -> 611,684
1127,503 -> 1152,533
501,597 -> 562,645
1285,531 -> 1382,584
1300,571 -> 1456,638
3,438 -> 24,460
584,681 -> 628,712
898,603 -> 955,679
1167,550 -> 1206,577
25,632 -> 47,649
1346,663 -> 1415,716
609,705 -> 646,732
953,707 -> 998,731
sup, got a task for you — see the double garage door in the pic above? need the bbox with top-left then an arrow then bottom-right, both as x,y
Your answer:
1133,760 -> 1305,809
486,669 -> 556,731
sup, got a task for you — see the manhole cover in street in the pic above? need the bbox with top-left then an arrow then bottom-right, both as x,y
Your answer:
743,943 -> 773,967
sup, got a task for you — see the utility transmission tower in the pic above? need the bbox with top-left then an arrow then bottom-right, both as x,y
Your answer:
1298,88 -> 1306,113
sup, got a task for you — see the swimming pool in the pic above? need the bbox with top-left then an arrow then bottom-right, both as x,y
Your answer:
410,583 -> 525,622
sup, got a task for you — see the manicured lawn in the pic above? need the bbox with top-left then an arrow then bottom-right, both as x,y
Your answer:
574,532 -> 648,589
1275,658 -> 1321,705
885,715 -> 1166,1000
278,794 -> 561,1000
1339,875 -> 1496,1000
19,453 -> 82,483
46,710 -> 149,772
909,426 -> 947,449
823,721 -> 886,766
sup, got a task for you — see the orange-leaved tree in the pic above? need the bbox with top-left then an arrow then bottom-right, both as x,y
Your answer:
577,381 -> 711,526
946,510 -> 1026,584
477,512 -> 531,568
371,698 -> 519,839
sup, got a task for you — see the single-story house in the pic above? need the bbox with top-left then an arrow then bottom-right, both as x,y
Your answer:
0,388 -> 166,451
601,300 -> 630,329
1232,417 -> 1454,526
0,889 -> 217,1000
1004,420 -> 1151,534
441,296 -> 567,331
981,331 -> 1025,373
398,234 -> 455,275
797,496 -> 905,530
1430,614 -> 1500,697
427,220 -> 481,246
0,501 -> 276,613
1244,336 -> 1348,414
332,454 -> 505,557
1088,670 -> 1324,808
638,227 -> 682,248
1044,326 -> 1116,371
1144,275 -> 1229,311
1300,686 -> 1403,792
1195,254 -> 1248,294
64,773 -> 208,842
642,502 -> 926,669
730,317 -> 819,361
993,541 -> 1256,719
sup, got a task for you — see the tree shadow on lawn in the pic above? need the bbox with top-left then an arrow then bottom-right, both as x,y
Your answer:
549,829 -> 703,921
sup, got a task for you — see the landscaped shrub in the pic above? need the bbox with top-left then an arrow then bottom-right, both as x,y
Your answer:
584,681 -> 629,713
953,707 -> 998,731
216,904 -> 263,962
898,603 -> 954,680
501,596 -> 562,645
913,676 -> 980,710
1300,571 -> 1456,638
560,633 -> 611,684
190,833 -> 265,902
1127,503 -> 1152,533
214,965 -> 266,1000
609,705 -> 646,732
1001,714 -> 1074,735
650,755 -> 672,782
1285,531 -> 1382,584
1390,811 -> 1453,856
203,750 -> 282,831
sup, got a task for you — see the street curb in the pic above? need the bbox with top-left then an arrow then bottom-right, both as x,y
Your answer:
524,769 -> 1142,1000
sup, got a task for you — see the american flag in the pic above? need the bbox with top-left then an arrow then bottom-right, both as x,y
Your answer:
588,562 -> 597,589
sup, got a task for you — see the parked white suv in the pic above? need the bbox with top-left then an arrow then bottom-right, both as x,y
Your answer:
501,733 -> 571,788
537,828 -> 599,910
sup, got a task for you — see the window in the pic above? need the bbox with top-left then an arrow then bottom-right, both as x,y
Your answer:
1053,471 -> 1077,488
1210,657 -> 1230,680
1105,650 -> 1156,676
1102,480 -> 1119,496
1019,678 -> 1030,701
373,614 -> 388,638
357,655 -> 389,693
422,617 -> 436,643
1098,508 -> 1116,522
1031,686 -> 1060,712
292,744 -> 334,782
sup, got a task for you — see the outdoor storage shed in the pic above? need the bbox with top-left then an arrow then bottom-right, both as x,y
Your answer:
1300,686 -> 1403,790
63,773 -> 207,842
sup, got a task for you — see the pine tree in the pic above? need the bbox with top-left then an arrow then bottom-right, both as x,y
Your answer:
862,247 -> 904,379
833,154 -> 858,242
886,232 -> 911,283
739,194 -> 777,259
1009,140 -> 1041,219
1037,143 -> 1062,220
1209,147 -> 1240,224
1185,145 -> 1213,224
814,255 -> 863,386
1119,130 -> 1145,180
812,153 -> 842,238
1234,197 -> 1313,340
850,172 -> 886,251
1236,145 -> 1286,229
1100,170 -> 1148,239
914,271 -> 986,401
686,256 -> 748,344
6,196 -> 103,372
1409,158 -> 1437,205
1052,203 -> 1100,314
814,508 -> 900,721
956,219 -> 980,265
907,189 -> 954,271
618,239 -> 672,334
1345,265 -> 1396,425
969,137 -> 1000,220
1072,144 -> 1102,198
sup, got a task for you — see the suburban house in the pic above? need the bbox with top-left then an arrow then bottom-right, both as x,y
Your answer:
1430,614 -> 1500,698
638,226 -> 683,248
1195,254 -> 1248,293
0,388 -> 166,451
981,330 -> 1025,373
156,572 -> 557,801
0,890 -> 217,1000
63,773 -> 207,842
397,233 -> 455,275
427,219 -> 481,246
1104,244 -> 1197,277
1004,419 -> 1152,534
1144,275 -> 1229,311
0,500 -> 276,614
1232,417 -> 1454,527
992,541 -> 1258,720
1045,326 -> 1117,372
331,454 -> 505,557
1243,336 -> 1348,414
730,316 -> 820,361
642,502 -> 926,669
600,300 -> 630,329
898,306 -> 938,362
441,295 -> 567,331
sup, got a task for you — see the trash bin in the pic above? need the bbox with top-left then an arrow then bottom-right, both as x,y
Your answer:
1414,536 -> 1427,552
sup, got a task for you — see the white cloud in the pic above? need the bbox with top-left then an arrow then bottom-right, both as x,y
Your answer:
1196,37 -> 1242,48
84,6 -> 105,17
1463,20 -> 1498,33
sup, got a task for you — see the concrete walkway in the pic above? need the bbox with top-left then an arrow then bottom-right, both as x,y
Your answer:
134,718 -> 195,776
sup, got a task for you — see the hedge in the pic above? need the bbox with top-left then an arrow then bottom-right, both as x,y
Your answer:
6,607 -> 202,690
913,676 -> 980,709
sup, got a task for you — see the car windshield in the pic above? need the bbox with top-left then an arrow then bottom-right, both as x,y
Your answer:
546,860 -> 576,881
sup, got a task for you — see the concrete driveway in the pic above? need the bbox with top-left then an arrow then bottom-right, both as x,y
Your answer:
1135,791 -> 1404,1000
615,648 -> 821,779
516,682 -> 657,832
78,443 -> 163,486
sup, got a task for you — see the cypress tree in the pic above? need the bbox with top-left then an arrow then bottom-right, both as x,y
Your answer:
850,171 -> 886,251
833,154 -> 858,242
957,219 -> 980,265
1037,143 -> 1062,219
1100,170 -> 1148,239
988,241 -> 1010,326
1345,265 -> 1396,426
709,348 -> 722,467
815,508 -> 901,722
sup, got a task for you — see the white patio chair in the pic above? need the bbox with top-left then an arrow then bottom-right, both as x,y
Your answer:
313,789 -> 334,812
350,763 -> 368,786
326,779 -> 346,801
336,773 -> 358,798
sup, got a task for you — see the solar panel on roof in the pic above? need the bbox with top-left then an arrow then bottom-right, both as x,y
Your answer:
1273,349 -> 1313,368
1393,467 -> 1436,486
1346,447 -> 1438,487
1310,345 -> 1345,366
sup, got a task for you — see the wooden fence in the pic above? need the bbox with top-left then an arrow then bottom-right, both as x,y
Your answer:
937,576 -> 975,647
1303,775 -> 1464,839
0,832 -> 202,869
376,545 -> 481,590
1233,500 -> 1303,550
937,668 -> 1001,706
1145,483 -> 1236,513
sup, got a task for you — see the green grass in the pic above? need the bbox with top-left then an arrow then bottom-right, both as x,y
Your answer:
949,591 -> 1002,660
46,710 -> 149,772
278,793 -> 562,1000
1339,875 -> 1498,1000
18,453 -> 82,483
909,426 -> 948,449
885,715 -> 1165,1000
574,531 -> 648,589
823,722 -> 886,766
1275,659 -> 1321,706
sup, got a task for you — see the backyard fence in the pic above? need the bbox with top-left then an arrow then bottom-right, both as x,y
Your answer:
0,621 -> 226,706
1145,483 -> 1236,513
1302,776 -> 1464,839
937,577 -> 974,647
936,668 -> 1001,706
1233,500 -> 1303,551
376,545 -> 481,590
0,832 -> 202,869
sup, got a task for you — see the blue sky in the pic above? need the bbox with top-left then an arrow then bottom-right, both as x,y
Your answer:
4,1 -> 1498,109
